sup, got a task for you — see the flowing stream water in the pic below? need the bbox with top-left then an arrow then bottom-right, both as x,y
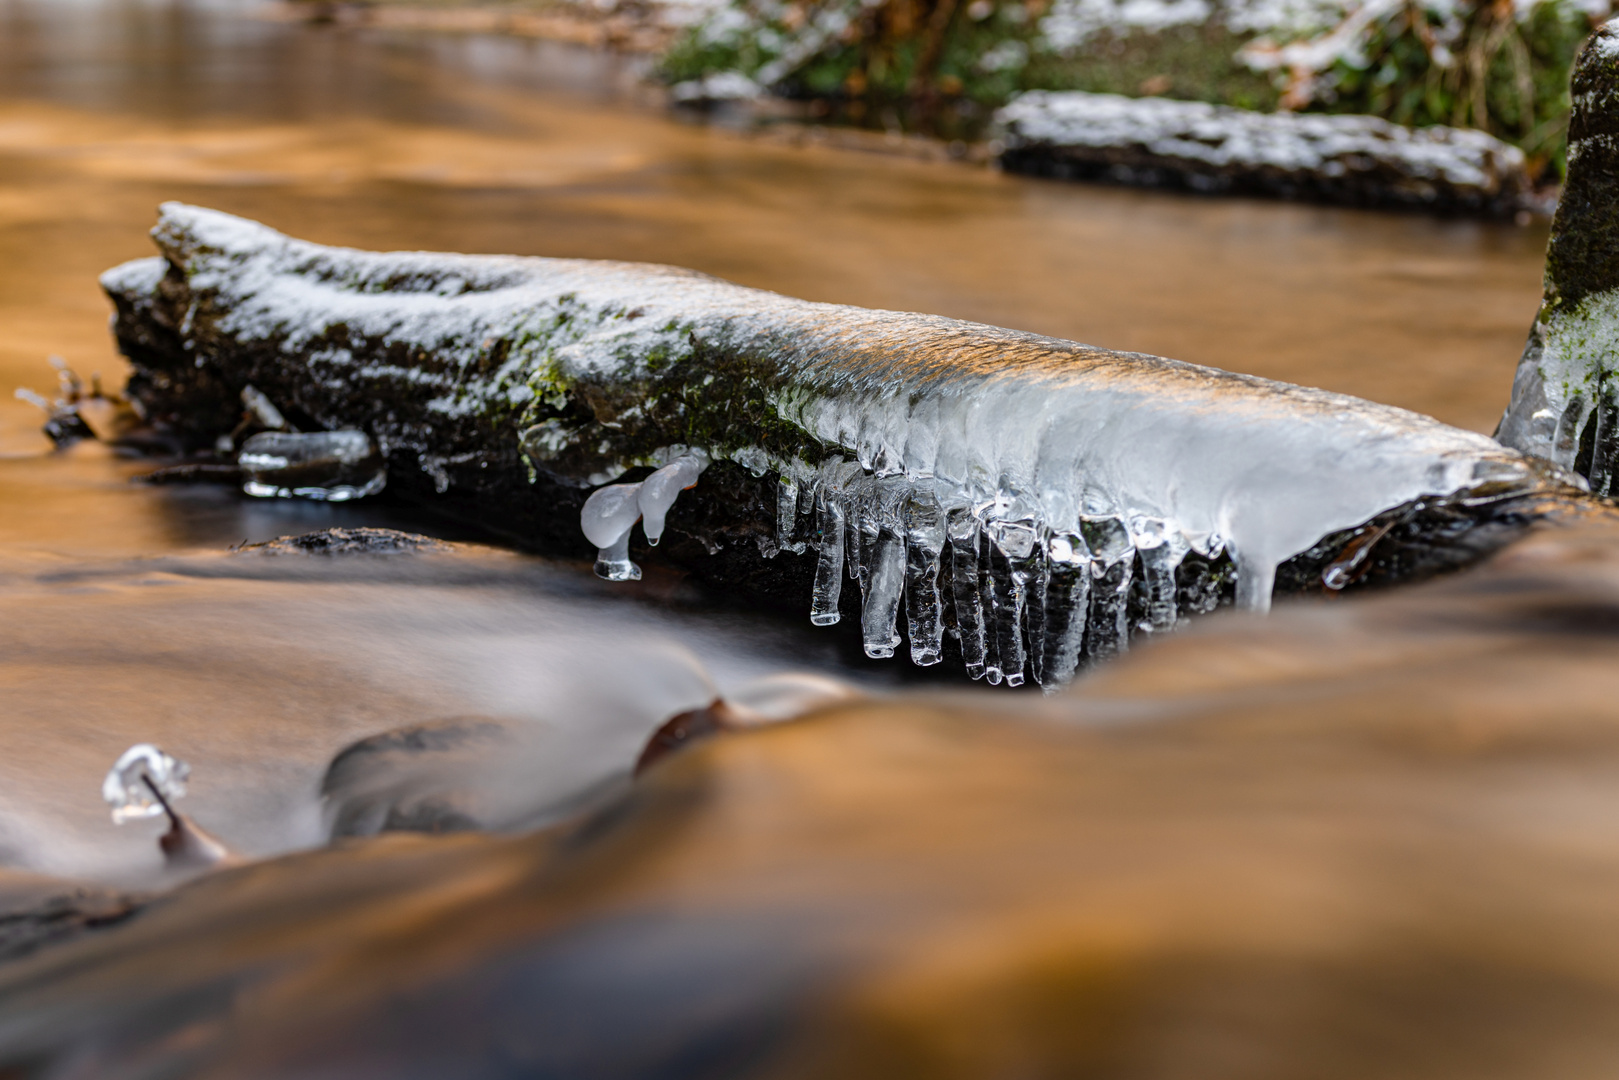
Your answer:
0,0 -> 1552,876
8,3 -> 1619,1075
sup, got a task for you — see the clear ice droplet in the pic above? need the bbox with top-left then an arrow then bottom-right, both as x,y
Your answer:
103,743 -> 190,824
239,430 -> 386,501
582,482 -> 644,581
638,455 -> 705,545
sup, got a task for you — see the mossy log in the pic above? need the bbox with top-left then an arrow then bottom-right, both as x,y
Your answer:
104,203 -> 1571,680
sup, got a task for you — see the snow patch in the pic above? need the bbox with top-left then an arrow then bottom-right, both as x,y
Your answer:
995,90 -> 1526,191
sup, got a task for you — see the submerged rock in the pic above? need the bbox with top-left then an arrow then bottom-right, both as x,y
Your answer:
322,718 -> 516,838
0,872 -> 142,964
104,203 -> 1563,685
995,91 -> 1536,215
238,527 -> 451,556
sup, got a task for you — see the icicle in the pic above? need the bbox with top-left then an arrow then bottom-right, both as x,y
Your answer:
988,535 -> 1036,687
903,488 -> 946,666
638,453 -> 706,545
1038,530 -> 1092,690
240,384 -> 290,431
947,506 -> 989,680
1082,515 -> 1133,663
979,531 -> 1004,685
811,482 -> 848,626
1589,397 -> 1619,497
862,531 -> 906,658
794,475 -> 817,549
845,475 -> 870,587
1234,554 -> 1276,613
848,476 -> 883,598
581,482 -> 644,581
776,475 -> 806,554
859,478 -> 910,659
1024,537 -> 1050,687
1132,516 -> 1190,633
983,491 -> 1039,688
1552,393 -> 1588,468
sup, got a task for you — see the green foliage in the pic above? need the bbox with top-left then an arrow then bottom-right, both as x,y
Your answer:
1311,1 -> 1597,178
1020,22 -> 1279,109
659,0 -> 1594,176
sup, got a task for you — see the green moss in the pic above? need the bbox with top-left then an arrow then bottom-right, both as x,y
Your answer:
661,0 -> 1593,178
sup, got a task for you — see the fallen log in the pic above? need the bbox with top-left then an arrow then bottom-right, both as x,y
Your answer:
994,91 -> 1536,217
104,202 -> 1569,686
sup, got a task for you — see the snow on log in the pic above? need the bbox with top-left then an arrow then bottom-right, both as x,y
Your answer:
104,203 -> 1560,686
994,90 -> 1533,216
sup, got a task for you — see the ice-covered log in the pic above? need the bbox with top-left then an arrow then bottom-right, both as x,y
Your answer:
1499,23 -> 1619,492
105,203 -> 1558,686
994,91 -> 1534,216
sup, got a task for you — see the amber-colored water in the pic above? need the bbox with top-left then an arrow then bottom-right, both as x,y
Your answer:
0,0 -> 1546,467
0,0 -> 1562,857
5,5 -> 1619,1076
0,0 -> 1560,868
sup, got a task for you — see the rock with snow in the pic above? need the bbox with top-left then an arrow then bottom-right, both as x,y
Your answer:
670,71 -> 763,103
994,90 -> 1533,215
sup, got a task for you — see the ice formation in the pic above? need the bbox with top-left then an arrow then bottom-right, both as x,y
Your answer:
103,744 -> 190,825
238,430 -> 387,501
994,91 -> 1530,212
106,204 -> 1545,689
1497,21 -> 1619,492
580,453 -> 709,580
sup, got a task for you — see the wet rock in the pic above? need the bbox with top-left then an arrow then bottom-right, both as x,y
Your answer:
634,698 -> 741,774
134,462 -> 245,485
321,718 -> 514,838
238,528 -> 451,556
994,91 -> 1535,216
0,872 -> 142,964
1499,23 -> 1619,493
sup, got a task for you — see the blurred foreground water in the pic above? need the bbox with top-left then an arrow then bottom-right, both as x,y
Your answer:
8,511 -> 1619,1077
3,1 -> 1617,1076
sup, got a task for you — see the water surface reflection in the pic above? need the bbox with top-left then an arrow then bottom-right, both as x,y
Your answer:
0,0 -> 1546,464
